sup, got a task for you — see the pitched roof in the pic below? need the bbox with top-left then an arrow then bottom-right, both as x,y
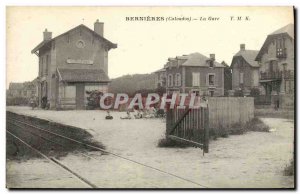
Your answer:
255,23 -> 294,61
181,52 -> 224,67
232,50 -> 259,67
270,23 -> 294,38
154,68 -> 166,73
57,68 -> 110,83
32,24 -> 117,54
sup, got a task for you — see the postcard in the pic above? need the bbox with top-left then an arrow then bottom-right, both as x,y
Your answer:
6,6 -> 295,189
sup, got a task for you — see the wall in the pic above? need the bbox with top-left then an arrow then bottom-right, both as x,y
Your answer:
185,66 -> 224,96
208,97 -> 254,129
55,26 -> 108,74
232,57 -> 258,90
259,35 -> 294,72
165,66 -> 182,92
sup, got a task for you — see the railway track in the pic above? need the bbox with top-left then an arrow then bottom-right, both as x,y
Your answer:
7,115 -> 208,188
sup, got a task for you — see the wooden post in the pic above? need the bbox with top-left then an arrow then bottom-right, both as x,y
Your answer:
204,106 -> 209,153
166,109 -> 173,135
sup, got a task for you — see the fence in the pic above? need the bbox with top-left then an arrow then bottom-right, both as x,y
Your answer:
166,105 -> 209,153
208,97 -> 254,129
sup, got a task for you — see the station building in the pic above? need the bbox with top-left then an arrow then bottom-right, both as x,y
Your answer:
31,20 -> 117,109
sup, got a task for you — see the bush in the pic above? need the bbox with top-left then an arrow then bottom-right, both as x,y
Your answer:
244,117 -> 270,132
157,137 -> 189,148
6,97 -> 29,106
210,117 -> 269,140
283,160 -> 294,176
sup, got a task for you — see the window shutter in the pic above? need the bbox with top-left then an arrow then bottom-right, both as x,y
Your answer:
214,74 -> 217,86
206,74 -> 209,86
192,72 -> 200,86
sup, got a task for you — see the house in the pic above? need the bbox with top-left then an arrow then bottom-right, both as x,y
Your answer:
7,80 -> 37,99
31,20 -> 117,109
255,23 -> 294,107
231,44 -> 259,95
161,53 -> 225,96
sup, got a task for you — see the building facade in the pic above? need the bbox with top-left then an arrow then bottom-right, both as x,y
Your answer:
231,44 -> 259,95
154,68 -> 166,88
255,23 -> 294,107
157,53 -> 225,96
31,20 -> 117,109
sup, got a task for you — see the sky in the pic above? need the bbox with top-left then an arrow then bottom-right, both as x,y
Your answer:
6,6 -> 294,88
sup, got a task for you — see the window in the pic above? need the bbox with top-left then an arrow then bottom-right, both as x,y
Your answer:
39,57 -> 43,76
192,72 -> 200,86
209,61 -> 214,68
45,55 -> 49,75
209,91 -> 214,97
276,38 -> 286,58
76,40 -> 85,48
175,73 -> 181,86
240,72 -> 244,84
269,60 -> 278,73
64,85 -> 76,99
168,74 -> 173,87
208,74 -> 215,86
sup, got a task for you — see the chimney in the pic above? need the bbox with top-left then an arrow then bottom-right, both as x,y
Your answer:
210,54 -> 215,61
94,19 -> 104,36
240,44 -> 245,51
43,28 -> 52,41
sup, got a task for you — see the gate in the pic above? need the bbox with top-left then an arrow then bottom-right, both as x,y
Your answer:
166,105 -> 209,154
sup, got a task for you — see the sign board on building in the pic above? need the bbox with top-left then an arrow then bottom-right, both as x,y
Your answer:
66,59 -> 93,65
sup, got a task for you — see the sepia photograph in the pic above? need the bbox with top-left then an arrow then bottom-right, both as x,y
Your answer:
5,6 -> 295,189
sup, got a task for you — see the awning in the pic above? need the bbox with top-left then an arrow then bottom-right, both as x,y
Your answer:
57,68 -> 110,83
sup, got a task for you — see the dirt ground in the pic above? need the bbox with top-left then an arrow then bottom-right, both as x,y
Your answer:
6,106 -> 294,188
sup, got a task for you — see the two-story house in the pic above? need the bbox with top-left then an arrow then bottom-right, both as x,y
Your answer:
231,44 -> 259,95
255,23 -> 294,107
31,20 -> 117,109
162,52 -> 225,96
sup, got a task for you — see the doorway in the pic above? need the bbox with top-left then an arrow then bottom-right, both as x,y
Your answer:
76,83 -> 85,109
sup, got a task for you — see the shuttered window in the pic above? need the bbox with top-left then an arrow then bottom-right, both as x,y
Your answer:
192,72 -> 200,86
175,73 -> 181,86
168,74 -> 173,87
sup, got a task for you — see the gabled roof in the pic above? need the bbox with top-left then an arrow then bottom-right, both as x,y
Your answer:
270,23 -> 294,38
181,52 -> 224,67
32,24 -> 117,54
232,50 -> 259,67
255,23 -> 294,61
57,68 -> 110,83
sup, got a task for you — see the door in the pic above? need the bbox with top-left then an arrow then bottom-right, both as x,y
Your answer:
76,83 -> 85,109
